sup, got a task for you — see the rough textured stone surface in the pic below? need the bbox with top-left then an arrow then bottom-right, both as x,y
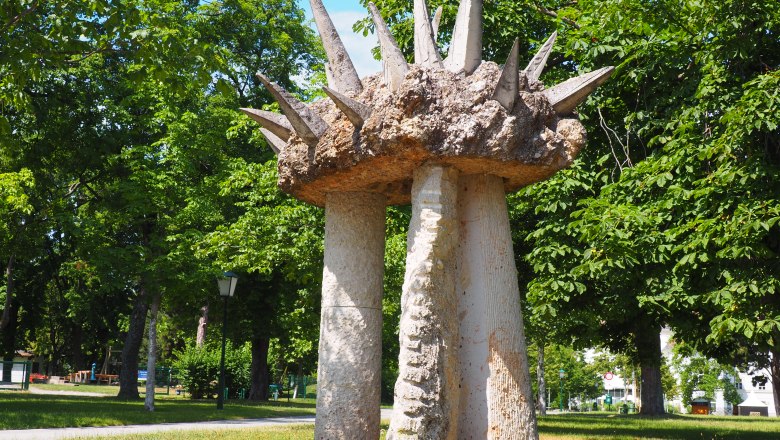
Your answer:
388,165 -> 461,440
315,192 -> 386,440
456,174 -> 537,440
277,62 -> 586,206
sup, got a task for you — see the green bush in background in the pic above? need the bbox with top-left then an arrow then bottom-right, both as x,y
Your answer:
173,340 -> 250,399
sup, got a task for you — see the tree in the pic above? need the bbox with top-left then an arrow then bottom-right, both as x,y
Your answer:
517,0 -> 780,415
672,344 -> 741,409
528,344 -> 603,410
2,0 -> 325,408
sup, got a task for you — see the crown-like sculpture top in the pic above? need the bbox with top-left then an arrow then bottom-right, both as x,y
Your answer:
242,0 -> 613,207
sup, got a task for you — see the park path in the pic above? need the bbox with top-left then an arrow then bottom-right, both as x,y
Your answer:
28,386 -> 106,397
0,409 -> 394,439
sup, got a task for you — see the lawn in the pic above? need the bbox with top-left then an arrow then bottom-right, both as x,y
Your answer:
3,390 -> 779,440
29,384 -> 172,396
74,414 -> 780,440
72,415 -> 780,440
0,392 -> 316,430
72,425 -> 322,440
537,413 -> 780,439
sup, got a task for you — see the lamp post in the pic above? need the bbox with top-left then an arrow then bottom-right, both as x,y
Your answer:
216,271 -> 238,410
559,369 -> 565,411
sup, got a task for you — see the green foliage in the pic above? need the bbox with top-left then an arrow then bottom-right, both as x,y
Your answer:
672,345 -> 741,407
514,0 -> 780,384
172,342 -> 220,399
380,206 -> 410,402
528,344 -> 603,407
172,340 -> 251,400
0,0 -> 324,387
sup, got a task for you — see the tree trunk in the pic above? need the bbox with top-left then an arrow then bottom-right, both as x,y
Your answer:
1,254 -> 18,382
0,254 -> 15,332
389,165 -> 460,440
316,191 -> 385,440
196,304 -> 209,348
144,293 -> 161,411
117,287 -> 148,399
636,324 -> 665,415
248,336 -> 270,401
455,174 -> 537,440
1,297 -> 18,382
538,344 -> 547,416
770,344 -> 780,416
70,322 -> 84,371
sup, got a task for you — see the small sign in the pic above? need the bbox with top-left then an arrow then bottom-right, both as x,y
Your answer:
138,370 -> 148,381
604,372 -> 614,380
605,395 -> 613,405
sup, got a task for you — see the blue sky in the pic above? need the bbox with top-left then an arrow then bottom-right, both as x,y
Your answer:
296,0 -> 382,78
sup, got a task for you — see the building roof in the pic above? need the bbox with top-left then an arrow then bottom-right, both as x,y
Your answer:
738,394 -> 768,407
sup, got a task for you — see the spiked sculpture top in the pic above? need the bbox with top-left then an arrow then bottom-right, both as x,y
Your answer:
242,0 -> 613,206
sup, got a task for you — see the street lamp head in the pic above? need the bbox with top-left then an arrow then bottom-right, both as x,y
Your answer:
559,369 -> 565,379
217,271 -> 239,297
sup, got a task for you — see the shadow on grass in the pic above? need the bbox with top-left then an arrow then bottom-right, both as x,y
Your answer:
539,413 -> 780,440
0,393 -> 317,430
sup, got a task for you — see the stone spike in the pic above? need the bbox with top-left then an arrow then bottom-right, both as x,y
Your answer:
524,31 -> 557,82
542,66 -> 615,114
444,0 -> 483,75
310,0 -> 362,94
239,108 -> 293,141
368,2 -> 409,92
259,128 -> 284,154
256,73 -> 329,146
413,0 -> 442,67
431,6 -> 443,42
324,63 -> 336,92
323,86 -> 372,128
491,38 -> 520,111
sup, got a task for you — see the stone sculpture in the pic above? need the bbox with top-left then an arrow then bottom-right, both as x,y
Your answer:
241,1 -> 613,438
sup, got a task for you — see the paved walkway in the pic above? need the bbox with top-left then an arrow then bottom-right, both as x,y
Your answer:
0,409 -> 394,439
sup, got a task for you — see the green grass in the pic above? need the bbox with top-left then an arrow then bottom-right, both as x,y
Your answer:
0,393 -> 316,430
4,391 -> 780,440
537,413 -> 780,439
74,425 -> 319,440
30,384 -> 135,395
79,414 -> 780,440
74,414 -> 780,440
73,424 -> 391,440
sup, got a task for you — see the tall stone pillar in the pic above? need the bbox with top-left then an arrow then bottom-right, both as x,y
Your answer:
456,174 -> 538,440
245,4 -> 613,439
315,191 -> 386,440
389,164 -> 461,440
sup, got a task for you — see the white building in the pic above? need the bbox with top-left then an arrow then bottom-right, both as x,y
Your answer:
734,368 -> 776,416
586,329 -> 777,416
1,350 -> 34,385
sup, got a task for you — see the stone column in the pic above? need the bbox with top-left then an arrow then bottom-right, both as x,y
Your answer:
456,174 -> 538,440
389,164 -> 461,440
315,192 -> 386,440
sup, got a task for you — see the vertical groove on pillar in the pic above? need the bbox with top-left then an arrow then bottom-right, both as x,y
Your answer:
389,165 -> 460,440
457,174 -> 538,440
316,192 -> 386,440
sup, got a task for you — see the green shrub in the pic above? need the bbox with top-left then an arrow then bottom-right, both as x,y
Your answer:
173,340 -> 251,399
173,343 -> 219,399
223,341 -> 251,397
